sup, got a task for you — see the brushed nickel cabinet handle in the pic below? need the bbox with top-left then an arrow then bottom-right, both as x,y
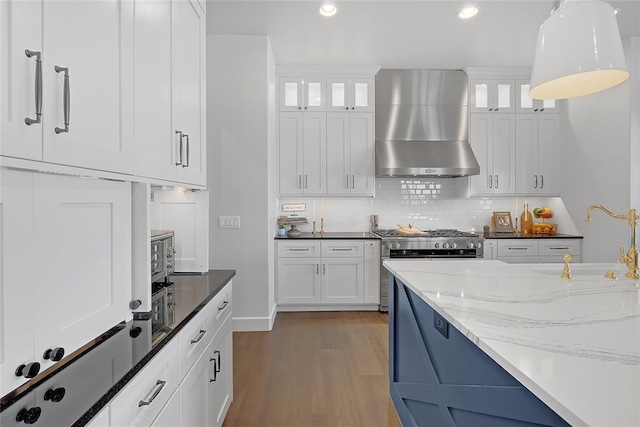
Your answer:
182,134 -> 190,168
138,380 -> 166,407
54,66 -> 70,134
190,329 -> 206,344
305,175 -> 308,188
218,300 -> 228,310
535,175 -> 538,189
541,175 -> 544,189
352,175 -> 355,188
175,130 -> 183,165
495,175 -> 498,188
489,175 -> 492,188
24,50 -> 42,125
346,175 -> 349,189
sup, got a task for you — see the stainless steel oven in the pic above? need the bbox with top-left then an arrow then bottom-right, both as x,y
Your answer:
151,230 -> 175,283
150,282 -> 176,335
372,229 -> 484,312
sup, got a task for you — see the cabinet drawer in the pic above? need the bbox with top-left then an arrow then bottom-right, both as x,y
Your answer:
178,307 -> 210,380
321,241 -> 364,257
277,241 -> 321,257
207,282 -> 232,341
538,239 -> 581,257
110,338 -> 179,427
497,240 -> 538,257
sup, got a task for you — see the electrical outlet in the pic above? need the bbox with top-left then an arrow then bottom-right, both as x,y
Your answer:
218,216 -> 241,229
434,312 -> 449,339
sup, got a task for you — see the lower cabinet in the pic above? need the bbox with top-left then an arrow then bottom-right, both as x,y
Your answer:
275,240 -> 380,310
484,239 -> 582,263
107,282 -> 233,427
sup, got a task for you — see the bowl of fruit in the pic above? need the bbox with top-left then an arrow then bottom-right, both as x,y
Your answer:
532,207 -> 556,235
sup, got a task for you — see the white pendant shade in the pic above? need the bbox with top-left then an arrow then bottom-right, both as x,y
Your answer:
529,0 -> 629,100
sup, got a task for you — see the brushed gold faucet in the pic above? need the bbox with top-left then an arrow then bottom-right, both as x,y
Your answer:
585,204 -> 639,280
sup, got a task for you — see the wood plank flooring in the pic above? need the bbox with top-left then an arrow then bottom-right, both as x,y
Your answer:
222,312 -> 402,427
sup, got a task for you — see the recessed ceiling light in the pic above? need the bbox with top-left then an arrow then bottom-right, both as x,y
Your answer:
319,3 -> 338,17
459,6 -> 479,19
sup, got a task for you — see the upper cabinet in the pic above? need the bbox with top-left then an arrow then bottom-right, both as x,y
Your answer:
469,79 -> 515,113
0,0 -> 134,174
1,0 -> 206,187
515,80 -> 559,114
133,0 -> 206,186
279,78 -> 326,111
327,78 -> 374,112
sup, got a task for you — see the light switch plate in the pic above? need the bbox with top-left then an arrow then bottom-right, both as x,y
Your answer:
218,216 -> 241,229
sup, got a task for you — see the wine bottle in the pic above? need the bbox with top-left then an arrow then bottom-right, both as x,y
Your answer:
520,201 -> 533,235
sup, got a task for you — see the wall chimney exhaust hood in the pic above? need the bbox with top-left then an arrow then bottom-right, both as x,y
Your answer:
375,69 -> 479,178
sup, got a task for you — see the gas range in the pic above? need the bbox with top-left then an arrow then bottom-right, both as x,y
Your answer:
372,228 -> 484,257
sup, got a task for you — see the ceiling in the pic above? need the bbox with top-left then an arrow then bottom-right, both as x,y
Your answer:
206,0 -> 640,70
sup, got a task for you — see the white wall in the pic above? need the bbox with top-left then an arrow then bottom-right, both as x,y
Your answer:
627,37 -> 640,210
207,35 -> 277,331
561,38 -> 638,262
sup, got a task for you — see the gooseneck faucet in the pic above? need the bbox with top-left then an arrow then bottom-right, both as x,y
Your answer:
585,204 -> 639,280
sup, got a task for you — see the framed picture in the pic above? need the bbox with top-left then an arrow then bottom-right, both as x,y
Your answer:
492,211 -> 515,232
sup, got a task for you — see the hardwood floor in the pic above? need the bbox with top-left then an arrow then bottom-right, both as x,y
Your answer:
222,311 -> 402,427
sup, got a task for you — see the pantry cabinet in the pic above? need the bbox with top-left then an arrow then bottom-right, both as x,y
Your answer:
279,77 -> 326,111
326,112 -> 375,196
279,112 -> 327,195
327,77 -> 374,112
469,113 -> 516,195
0,0 -> 134,174
469,79 -> 515,113
0,170 -> 132,397
515,114 -> 562,195
275,240 -> 380,310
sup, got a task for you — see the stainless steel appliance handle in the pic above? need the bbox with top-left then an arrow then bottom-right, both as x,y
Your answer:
182,134 -> 190,168
25,50 -> 42,125
138,380 -> 166,407
175,130 -> 183,165
190,329 -> 206,344
54,66 -> 70,134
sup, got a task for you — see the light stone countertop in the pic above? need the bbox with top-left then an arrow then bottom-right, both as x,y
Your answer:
383,259 -> 640,427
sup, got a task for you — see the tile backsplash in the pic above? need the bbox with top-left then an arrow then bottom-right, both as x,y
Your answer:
278,178 -> 579,235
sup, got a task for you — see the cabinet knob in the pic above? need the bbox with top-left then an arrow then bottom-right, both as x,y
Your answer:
16,407 -> 42,424
129,299 -> 142,310
15,362 -> 40,379
540,108 -> 545,112
494,108 -> 499,111
129,326 -> 143,338
345,107 -> 349,110
43,347 -> 65,362
44,387 -> 66,403
298,106 -> 302,110
488,108 -> 493,111
351,106 -> 355,110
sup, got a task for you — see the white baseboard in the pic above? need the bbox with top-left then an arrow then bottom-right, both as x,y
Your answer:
276,304 -> 380,312
232,304 -> 277,332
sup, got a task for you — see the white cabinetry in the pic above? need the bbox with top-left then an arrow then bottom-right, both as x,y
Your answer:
469,114 -> 516,195
279,77 -> 326,111
134,0 -> 206,186
0,0 -> 134,173
276,240 -> 380,310
484,239 -> 582,263
515,114 -> 562,195
326,112 -> 374,195
279,112 -> 327,195
0,170 -> 132,397
515,80 -> 559,114
327,77 -> 374,112
150,390 -> 181,427
469,79 -> 515,113
150,189 -> 209,272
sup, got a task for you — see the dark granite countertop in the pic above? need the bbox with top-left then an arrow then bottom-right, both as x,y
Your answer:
0,270 -> 235,427
275,231 -> 379,239
483,233 -> 583,239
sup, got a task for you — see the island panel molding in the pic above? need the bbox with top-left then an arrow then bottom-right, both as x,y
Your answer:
390,277 -> 570,427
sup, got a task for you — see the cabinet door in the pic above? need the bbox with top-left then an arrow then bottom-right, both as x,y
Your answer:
150,189 -> 209,272
133,0 -> 177,182
279,78 -> 325,111
302,112 -> 327,194
536,115 -> 561,195
150,389 -> 181,427
539,239 -> 582,260
327,78 -> 374,112
491,114 -> 516,194
278,112 -> 303,194
42,0 -> 134,174
180,340 -> 211,427
469,79 -> 514,113
483,239 -> 498,260
208,317 -> 233,427
0,0 -> 43,160
303,78 -> 326,111
322,258 -> 364,304
0,170 -> 36,396
326,112 -> 350,194
349,113 -> 374,195
516,80 -> 558,114
469,114 -> 492,195
173,0 -> 206,185
34,174 -> 132,373
279,78 -> 303,111
363,241 -> 380,304
276,258 -> 322,304
515,114 -> 538,194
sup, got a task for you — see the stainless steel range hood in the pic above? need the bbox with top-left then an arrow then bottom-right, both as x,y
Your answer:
375,69 -> 479,177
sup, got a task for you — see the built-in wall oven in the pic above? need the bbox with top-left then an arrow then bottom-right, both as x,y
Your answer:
372,229 -> 484,312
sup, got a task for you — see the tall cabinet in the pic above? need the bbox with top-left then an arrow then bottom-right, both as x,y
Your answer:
277,67 -> 378,197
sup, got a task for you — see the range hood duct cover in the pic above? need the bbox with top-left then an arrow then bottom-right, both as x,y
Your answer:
375,69 -> 479,177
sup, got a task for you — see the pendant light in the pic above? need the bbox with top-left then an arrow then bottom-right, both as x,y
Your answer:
529,0 -> 629,100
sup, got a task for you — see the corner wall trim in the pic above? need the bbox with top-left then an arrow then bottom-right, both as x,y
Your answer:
232,307 -> 277,332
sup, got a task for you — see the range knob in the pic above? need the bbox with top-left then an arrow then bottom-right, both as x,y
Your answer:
393,242 -> 400,249
434,243 -> 440,249
385,242 -> 393,249
476,242 -> 482,249
467,241 -> 475,249
442,242 -> 450,249
451,242 -> 457,249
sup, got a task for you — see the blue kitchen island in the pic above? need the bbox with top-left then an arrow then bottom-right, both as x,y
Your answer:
385,260 -> 640,427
